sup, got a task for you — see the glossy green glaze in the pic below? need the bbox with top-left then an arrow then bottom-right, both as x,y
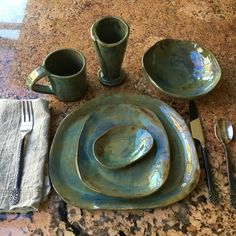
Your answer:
27,48 -> 87,102
142,39 -> 221,99
77,104 -> 170,198
91,16 -> 129,86
94,125 -> 154,169
49,93 -> 200,209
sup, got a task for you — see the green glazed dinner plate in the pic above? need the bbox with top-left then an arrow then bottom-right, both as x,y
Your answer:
49,93 -> 200,209
77,104 -> 170,198
142,39 -> 221,99
93,125 -> 154,169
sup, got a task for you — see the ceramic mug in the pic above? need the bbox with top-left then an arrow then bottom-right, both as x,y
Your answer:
27,48 -> 87,102
91,16 -> 129,86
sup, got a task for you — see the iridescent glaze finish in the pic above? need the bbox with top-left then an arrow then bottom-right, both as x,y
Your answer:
142,39 -> 221,99
77,104 -> 170,198
27,48 -> 87,102
49,93 -> 200,209
91,16 -> 129,86
26,48 -> 88,102
93,125 -> 154,169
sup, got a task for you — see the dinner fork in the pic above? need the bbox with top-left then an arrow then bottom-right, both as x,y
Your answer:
9,100 -> 34,205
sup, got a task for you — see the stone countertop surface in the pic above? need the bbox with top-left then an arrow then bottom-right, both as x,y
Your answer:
0,0 -> 236,235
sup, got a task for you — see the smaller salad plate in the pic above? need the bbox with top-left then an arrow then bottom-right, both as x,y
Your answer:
77,104 -> 170,198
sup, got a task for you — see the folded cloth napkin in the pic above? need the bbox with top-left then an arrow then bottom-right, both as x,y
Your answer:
0,98 -> 51,213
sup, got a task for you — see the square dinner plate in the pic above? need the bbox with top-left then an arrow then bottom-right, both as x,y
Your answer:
49,93 -> 200,209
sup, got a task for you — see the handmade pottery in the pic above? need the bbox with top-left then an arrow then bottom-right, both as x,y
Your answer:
27,48 -> 87,102
142,39 -> 221,99
77,104 -> 170,198
91,16 -> 129,86
93,125 -> 154,169
49,93 -> 200,209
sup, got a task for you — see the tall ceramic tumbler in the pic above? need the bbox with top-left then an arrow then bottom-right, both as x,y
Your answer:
91,16 -> 130,86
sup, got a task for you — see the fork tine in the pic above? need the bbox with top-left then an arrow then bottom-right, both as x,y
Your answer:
23,101 -> 27,122
28,100 -> 33,122
25,100 -> 31,122
21,101 -> 25,122
23,100 -> 28,122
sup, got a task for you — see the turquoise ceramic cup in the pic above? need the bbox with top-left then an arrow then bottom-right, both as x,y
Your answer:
91,16 -> 130,86
27,48 -> 87,102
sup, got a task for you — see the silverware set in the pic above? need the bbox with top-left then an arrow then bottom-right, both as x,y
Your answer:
189,101 -> 235,208
9,100 -> 34,205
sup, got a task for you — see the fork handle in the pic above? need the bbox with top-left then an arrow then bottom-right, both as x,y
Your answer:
16,137 -> 25,189
224,145 -> 236,208
9,137 -> 25,205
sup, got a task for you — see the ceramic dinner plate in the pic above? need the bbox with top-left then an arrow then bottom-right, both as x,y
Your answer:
77,104 -> 170,198
49,93 -> 200,209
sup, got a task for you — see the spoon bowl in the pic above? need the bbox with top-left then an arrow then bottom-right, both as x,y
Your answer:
214,118 -> 233,145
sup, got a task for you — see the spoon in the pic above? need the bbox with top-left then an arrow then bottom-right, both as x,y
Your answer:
214,118 -> 236,207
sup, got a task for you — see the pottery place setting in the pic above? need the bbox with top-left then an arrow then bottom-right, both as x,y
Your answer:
46,16 -> 235,210
46,15 -> 207,208
2,15 -> 235,214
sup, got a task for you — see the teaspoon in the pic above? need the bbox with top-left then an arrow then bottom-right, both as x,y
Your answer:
214,118 -> 236,207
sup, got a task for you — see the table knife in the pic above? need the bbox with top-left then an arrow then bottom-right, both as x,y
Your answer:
189,101 -> 218,204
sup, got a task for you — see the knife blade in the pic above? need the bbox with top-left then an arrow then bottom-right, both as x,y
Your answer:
189,101 -> 218,204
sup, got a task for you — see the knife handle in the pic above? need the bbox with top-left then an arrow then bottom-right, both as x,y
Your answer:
201,145 -> 218,204
224,145 -> 236,208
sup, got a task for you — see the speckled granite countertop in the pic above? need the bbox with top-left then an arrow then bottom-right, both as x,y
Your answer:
0,0 -> 236,235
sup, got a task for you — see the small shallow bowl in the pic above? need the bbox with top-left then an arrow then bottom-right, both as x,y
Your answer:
93,125 -> 154,169
142,39 -> 221,99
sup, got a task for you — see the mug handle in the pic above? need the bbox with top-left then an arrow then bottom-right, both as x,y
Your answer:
27,66 -> 55,94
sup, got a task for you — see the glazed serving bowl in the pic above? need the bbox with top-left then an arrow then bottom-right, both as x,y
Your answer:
77,104 -> 170,198
93,125 -> 154,169
142,39 -> 221,99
